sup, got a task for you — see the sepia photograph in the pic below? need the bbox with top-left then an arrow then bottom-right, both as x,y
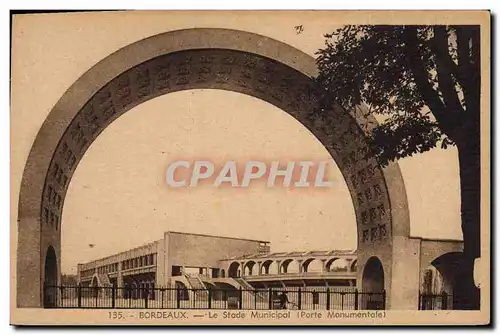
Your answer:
9,10 -> 491,325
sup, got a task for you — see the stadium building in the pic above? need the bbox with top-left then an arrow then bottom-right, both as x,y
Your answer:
77,231 -> 357,297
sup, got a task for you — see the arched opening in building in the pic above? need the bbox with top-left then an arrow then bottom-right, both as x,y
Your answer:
421,251 -> 463,309
90,276 -> 98,287
228,262 -> 241,278
302,258 -> 322,273
350,259 -> 358,272
421,265 -> 444,295
244,261 -> 256,276
362,256 -> 384,293
261,260 -> 273,275
361,256 -> 385,310
43,245 -> 58,308
280,259 -> 294,274
220,269 -> 226,278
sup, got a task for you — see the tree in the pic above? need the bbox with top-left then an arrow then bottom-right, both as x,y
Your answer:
314,25 -> 481,309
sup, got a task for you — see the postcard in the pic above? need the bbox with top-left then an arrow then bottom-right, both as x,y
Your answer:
10,10 -> 491,325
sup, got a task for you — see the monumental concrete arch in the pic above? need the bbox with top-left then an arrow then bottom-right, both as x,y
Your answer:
17,28 -> 412,308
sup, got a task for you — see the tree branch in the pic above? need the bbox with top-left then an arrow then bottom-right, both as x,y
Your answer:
432,26 -> 464,114
401,27 -> 454,136
454,26 -> 473,111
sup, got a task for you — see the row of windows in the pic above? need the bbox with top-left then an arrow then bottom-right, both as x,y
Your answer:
97,263 -> 119,274
81,262 -> 119,278
122,254 -> 156,270
79,254 -> 157,277
81,269 -> 94,278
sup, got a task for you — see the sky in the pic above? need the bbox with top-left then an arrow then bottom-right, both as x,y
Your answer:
60,89 -> 461,274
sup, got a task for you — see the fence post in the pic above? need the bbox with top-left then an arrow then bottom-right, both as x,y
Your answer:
61,287 -> 65,307
176,287 -> 181,309
268,288 -> 272,310
238,287 -> 243,310
354,289 -> 359,310
77,284 -> 82,308
161,288 -> 165,309
95,286 -> 98,308
298,288 -> 302,310
192,289 -> 196,309
254,289 -> 257,310
441,291 -> 448,310
111,284 -> 116,309
326,288 -> 330,310
208,289 -> 212,309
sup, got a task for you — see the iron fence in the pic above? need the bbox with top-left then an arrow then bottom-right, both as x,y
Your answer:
44,285 -> 386,310
418,292 -> 453,310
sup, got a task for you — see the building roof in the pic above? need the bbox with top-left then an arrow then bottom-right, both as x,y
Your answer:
219,250 -> 357,261
166,231 -> 270,243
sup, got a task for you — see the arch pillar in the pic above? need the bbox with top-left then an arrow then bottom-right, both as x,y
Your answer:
240,262 -> 245,277
297,260 -> 303,273
257,261 -> 262,275
276,260 -> 282,274
357,236 -> 421,310
321,259 -> 327,273
17,217 -> 42,307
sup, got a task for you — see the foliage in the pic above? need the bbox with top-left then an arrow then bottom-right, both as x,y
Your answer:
314,25 -> 480,166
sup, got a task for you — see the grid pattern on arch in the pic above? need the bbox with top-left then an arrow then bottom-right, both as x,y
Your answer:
41,48 -> 391,246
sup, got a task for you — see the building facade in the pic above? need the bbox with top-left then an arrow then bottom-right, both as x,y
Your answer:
77,231 -> 358,298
